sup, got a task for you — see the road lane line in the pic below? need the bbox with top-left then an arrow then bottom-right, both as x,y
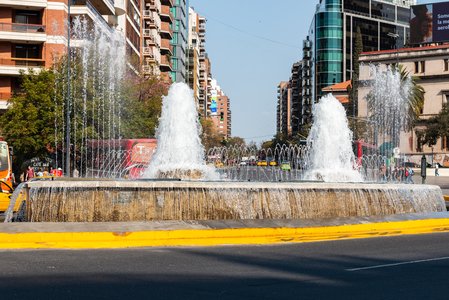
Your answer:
346,256 -> 449,272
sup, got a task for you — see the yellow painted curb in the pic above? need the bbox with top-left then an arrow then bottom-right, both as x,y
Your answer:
443,195 -> 449,201
1,219 -> 449,249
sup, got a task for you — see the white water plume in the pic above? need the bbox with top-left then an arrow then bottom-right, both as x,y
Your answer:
304,94 -> 363,182
143,83 -> 219,180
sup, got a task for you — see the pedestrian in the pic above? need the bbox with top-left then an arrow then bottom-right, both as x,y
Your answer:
406,167 -> 414,184
56,168 -> 63,177
435,163 -> 440,176
73,168 -> 79,178
25,166 -> 34,181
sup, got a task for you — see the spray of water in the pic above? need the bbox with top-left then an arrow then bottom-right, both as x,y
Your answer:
143,83 -> 219,180
304,94 -> 363,182
366,64 -> 413,151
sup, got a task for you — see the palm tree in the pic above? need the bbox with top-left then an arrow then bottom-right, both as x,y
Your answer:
398,65 -> 425,129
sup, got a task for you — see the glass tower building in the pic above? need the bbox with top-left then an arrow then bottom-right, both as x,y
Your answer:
300,0 -> 416,124
170,0 -> 188,82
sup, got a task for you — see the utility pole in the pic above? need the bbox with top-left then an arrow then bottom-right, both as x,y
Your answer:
65,0 -> 71,177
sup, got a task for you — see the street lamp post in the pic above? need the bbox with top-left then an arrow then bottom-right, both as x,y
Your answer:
65,0 -> 72,177
387,32 -> 400,68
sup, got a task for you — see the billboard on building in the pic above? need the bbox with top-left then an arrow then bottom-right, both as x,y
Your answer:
410,2 -> 449,44
210,89 -> 218,115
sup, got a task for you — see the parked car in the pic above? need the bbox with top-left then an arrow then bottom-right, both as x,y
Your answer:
281,161 -> 291,171
257,160 -> 268,167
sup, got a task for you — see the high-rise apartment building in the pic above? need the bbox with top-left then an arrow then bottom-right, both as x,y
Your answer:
276,81 -> 292,136
210,79 -> 231,138
0,0 -> 123,111
187,7 -> 209,117
117,0 -> 140,63
187,6 -> 200,101
276,61 -> 303,138
169,0 -> 187,83
141,0 -> 174,80
300,0 -> 416,125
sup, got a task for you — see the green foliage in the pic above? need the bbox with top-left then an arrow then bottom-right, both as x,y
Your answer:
225,136 -> 246,147
423,104 -> 449,146
0,57 -> 167,172
200,118 -> 224,150
120,74 -> 168,138
0,69 -> 62,168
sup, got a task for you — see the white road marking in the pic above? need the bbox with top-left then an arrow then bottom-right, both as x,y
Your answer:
346,256 -> 449,272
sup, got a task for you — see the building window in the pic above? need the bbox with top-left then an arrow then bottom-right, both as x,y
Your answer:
420,61 -> 425,73
14,10 -> 41,24
414,61 -> 419,73
444,59 -> 449,72
14,44 -> 40,59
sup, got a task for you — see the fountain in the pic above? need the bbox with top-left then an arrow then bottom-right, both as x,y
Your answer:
304,94 -> 363,182
143,83 -> 218,180
5,82 -> 445,223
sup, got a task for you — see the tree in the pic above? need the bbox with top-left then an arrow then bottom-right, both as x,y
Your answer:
0,69 -> 62,172
348,26 -> 363,116
223,136 -> 246,147
120,74 -> 168,138
200,118 -> 223,150
400,66 -> 425,126
348,26 -> 363,139
423,104 -> 449,147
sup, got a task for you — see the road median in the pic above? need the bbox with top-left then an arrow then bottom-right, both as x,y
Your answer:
1,214 -> 449,249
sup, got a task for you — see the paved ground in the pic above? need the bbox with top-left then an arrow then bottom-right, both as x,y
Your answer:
1,232 -> 449,299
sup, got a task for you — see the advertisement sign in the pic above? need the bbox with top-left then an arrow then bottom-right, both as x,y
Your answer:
410,2 -> 449,44
210,88 -> 218,115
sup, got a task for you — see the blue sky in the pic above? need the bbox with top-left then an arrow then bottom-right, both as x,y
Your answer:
189,0 -> 446,144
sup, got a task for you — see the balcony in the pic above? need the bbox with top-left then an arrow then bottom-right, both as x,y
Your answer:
161,0 -> 173,6
146,0 -> 159,12
72,0 -> 114,34
0,23 -> 46,43
0,0 -> 47,8
160,5 -> 173,22
160,22 -> 173,38
160,38 -> 172,55
0,92 -> 12,101
114,0 -> 126,16
160,55 -> 172,71
0,58 -> 45,75
89,0 -> 115,15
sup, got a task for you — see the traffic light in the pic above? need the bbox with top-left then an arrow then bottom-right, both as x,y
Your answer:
220,112 -> 224,121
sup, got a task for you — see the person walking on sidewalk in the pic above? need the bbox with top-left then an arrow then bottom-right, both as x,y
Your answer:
435,163 -> 440,176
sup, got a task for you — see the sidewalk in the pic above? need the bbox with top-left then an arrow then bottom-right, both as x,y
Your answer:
412,169 -> 449,189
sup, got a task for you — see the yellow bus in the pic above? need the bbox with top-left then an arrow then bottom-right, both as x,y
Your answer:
0,141 -> 15,212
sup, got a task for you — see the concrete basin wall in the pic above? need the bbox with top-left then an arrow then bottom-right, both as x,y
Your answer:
21,180 -> 446,222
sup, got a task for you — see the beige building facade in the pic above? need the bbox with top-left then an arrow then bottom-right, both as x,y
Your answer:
358,44 -> 449,166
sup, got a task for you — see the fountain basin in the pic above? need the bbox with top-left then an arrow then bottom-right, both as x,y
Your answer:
11,180 -> 446,222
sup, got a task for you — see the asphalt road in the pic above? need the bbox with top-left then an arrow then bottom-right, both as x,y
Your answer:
1,233 -> 449,300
